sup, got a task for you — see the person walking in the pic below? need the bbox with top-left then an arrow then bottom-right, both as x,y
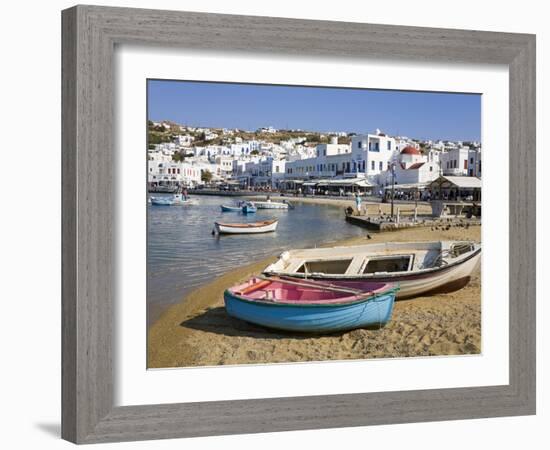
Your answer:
355,193 -> 362,215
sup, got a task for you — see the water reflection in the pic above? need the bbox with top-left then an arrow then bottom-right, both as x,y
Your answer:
147,195 -> 365,309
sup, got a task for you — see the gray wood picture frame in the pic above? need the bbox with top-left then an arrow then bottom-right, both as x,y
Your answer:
61,4 -> 536,444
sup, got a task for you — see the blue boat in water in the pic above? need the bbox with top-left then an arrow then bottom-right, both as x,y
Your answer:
220,203 -> 243,212
241,202 -> 257,214
224,276 -> 397,333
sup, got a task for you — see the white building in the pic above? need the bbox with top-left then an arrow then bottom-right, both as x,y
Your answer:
440,147 -> 472,176
240,157 -> 286,188
214,156 -> 234,179
285,133 -> 396,183
258,126 -> 278,134
467,148 -> 482,177
175,134 -> 194,146
378,146 -> 441,186
349,132 -> 397,179
204,132 -> 219,141
148,160 -> 201,187
148,148 -> 175,163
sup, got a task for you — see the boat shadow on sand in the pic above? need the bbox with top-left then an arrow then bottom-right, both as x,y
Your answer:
179,306 -> 385,339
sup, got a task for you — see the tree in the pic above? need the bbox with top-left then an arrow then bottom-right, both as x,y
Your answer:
172,151 -> 187,162
201,169 -> 213,183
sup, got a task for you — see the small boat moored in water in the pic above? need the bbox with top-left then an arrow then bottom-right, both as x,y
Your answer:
220,202 -> 244,212
241,202 -> 257,214
253,200 -> 290,210
263,240 -> 481,299
214,219 -> 278,235
150,194 -> 197,206
224,276 -> 398,333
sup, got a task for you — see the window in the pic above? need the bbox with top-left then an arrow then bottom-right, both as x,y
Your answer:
429,166 -> 433,172
375,142 -> 380,151
371,160 -> 375,170
387,141 -> 391,150
358,141 -> 362,149
470,157 -> 474,164
379,161 -> 383,171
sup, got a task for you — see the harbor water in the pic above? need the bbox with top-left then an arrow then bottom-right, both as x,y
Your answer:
147,195 -> 366,322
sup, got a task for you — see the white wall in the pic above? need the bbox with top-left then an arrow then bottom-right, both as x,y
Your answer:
1,1 -> 546,450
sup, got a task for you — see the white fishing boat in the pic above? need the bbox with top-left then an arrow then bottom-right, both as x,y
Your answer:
253,200 -> 290,210
263,241 -> 481,299
214,219 -> 278,235
150,194 -> 197,206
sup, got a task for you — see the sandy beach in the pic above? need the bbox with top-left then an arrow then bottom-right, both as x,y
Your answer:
148,219 -> 481,368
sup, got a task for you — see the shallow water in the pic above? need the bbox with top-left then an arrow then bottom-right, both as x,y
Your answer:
147,195 -> 366,311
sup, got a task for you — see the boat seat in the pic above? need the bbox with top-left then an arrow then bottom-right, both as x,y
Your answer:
345,256 -> 366,275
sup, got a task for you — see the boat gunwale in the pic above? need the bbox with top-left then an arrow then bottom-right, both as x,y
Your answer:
216,219 -> 278,228
264,246 -> 481,281
224,284 -> 399,308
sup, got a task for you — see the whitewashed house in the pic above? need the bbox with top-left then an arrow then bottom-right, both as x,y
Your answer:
349,132 -> 397,180
148,161 -> 201,187
240,157 -> 286,188
175,134 -> 194,146
440,147 -> 471,176
467,148 -> 482,177
377,146 -> 441,186
285,132 -> 396,183
214,156 -> 234,179
204,131 -> 219,141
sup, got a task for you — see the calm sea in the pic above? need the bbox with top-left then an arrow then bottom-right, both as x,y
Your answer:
147,195 -> 365,319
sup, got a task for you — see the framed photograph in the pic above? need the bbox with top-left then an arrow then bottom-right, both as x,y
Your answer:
62,5 -> 536,444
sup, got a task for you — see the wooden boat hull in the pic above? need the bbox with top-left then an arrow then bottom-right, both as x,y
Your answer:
224,286 -> 396,333
151,197 -> 196,206
241,205 -> 257,214
253,201 -> 289,210
215,220 -> 278,234
263,241 -> 481,299
220,205 -> 242,212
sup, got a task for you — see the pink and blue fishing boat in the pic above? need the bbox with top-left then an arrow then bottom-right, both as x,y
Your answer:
224,276 -> 398,333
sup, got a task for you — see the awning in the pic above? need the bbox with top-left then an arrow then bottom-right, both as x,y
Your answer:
383,182 -> 429,190
429,176 -> 482,189
316,178 -> 372,187
280,179 -> 304,184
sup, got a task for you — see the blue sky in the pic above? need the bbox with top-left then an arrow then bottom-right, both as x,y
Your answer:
147,80 -> 481,142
